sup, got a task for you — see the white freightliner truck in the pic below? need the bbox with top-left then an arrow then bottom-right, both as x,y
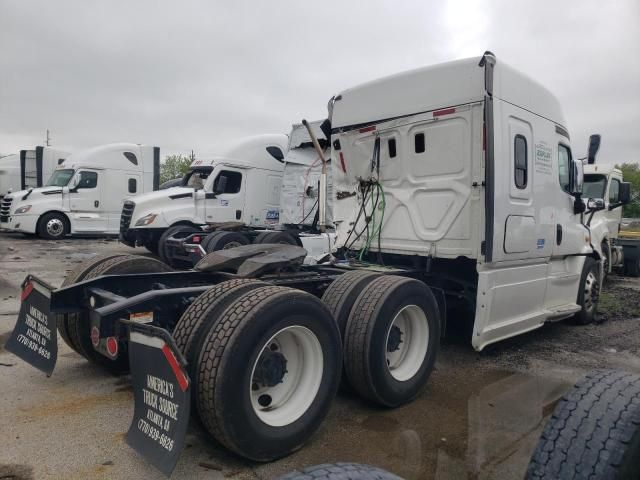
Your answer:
582,157 -> 637,276
164,121 -> 336,267
119,134 -> 289,260
6,52 -> 604,472
0,143 -> 160,239
0,146 -> 70,198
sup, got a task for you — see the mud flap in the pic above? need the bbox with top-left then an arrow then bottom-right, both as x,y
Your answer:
5,276 -> 57,376
125,323 -> 190,477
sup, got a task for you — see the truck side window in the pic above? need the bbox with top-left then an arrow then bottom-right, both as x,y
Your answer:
514,135 -> 527,189
558,144 -> 571,193
415,133 -> 425,153
77,171 -> 97,189
128,178 -> 137,193
609,178 -> 620,203
388,138 -> 397,158
214,170 -> 242,194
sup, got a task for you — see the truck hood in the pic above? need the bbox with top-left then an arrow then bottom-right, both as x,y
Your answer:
7,186 -> 64,201
129,186 -> 194,206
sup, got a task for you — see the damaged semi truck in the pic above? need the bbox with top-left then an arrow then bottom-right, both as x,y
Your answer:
7,52 -> 603,472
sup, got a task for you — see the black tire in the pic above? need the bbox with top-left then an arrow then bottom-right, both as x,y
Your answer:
57,254 -> 128,355
343,275 -> 440,407
253,231 -> 272,244
626,258 -> 640,277
173,279 -> 266,384
143,240 -> 159,255
200,231 -> 224,252
196,285 -> 342,461
321,270 -> 381,338
67,255 -> 173,374
37,212 -> 69,240
527,370 -> 640,480
573,256 -> 600,325
278,463 -> 402,480
204,231 -> 250,253
255,231 -> 298,245
158,224 -> 200,267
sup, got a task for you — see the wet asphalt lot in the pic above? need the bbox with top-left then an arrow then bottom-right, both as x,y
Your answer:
1,232 -> 640,479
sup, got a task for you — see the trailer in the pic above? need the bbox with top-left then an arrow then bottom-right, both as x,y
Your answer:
5,52 -> 602,474
0,147 -> 70,199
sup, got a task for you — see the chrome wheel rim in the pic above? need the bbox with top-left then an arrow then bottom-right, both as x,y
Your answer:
46,218 -> 64,237
583,271 -> 599,312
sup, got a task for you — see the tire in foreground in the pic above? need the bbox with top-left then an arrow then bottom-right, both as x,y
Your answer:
195,285 -> 342,461
66,255 -> 172,373
343,275 -> 440,407
278,463 -> 402,480
527,370 -> 640,480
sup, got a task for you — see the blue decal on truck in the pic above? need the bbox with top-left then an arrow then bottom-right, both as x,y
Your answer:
537,238 -> 545,249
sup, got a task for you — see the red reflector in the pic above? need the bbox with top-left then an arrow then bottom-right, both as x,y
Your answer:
162,344 -> 189,392
192,236 -> 201,244
21,282 -> 34,301
339,152 -> 347,173
358,125 -> 376,133
106,337 -> 119,357
91,327 -> 100,347
433,108 -> 456,117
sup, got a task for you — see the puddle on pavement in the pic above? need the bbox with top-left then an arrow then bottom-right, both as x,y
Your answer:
275,367 -> 572,480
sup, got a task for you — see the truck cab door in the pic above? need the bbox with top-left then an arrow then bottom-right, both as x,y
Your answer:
605,176 -> 623,236
204,168 -> 246,224
68,169 -> 107,232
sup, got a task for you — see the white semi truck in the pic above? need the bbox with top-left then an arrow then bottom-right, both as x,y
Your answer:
0,143 -> 160,239
119,134 -> 289,260
0,146 -> 70,198
582,158 -> 637,276
7,52 -> 606,471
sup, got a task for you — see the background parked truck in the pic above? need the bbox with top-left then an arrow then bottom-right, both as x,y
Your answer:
0,143 -> 160,239
120,134 -> 289,259
0,146 -> 70,198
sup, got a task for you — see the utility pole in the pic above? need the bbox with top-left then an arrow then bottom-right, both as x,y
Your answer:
45,129 -> 51,146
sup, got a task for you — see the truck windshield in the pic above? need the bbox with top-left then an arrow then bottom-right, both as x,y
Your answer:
583,174 -> 607,199
183,167 -> 213,190
46,169 -> 75,187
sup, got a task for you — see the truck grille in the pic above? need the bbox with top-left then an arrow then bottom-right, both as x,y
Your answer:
120,201 -> 135,233
0,196 -> 13,223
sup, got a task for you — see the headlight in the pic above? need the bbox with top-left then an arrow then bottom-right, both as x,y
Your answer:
14,205 -> 32,214
135,213 -> 158,226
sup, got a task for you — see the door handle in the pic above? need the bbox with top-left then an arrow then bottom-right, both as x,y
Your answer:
94,200 -> 99,208
556,224 -> 563,245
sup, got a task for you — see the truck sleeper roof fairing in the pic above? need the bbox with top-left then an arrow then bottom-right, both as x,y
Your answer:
331,55 -> 567,132
59,143 -> 159,174
189,134 -> 289,172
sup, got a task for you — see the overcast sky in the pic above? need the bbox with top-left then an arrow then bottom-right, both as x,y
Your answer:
1,0 -> 638,162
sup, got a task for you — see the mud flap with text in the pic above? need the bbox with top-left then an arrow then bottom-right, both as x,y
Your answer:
125,323 -> 190,477
5,276 -> 57,376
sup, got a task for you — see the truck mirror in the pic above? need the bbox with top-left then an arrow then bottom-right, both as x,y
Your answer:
214,175 -> 228,195
68,175 -> 80,191
570,158 -> 584,195
619,182 -> 632,205
587,198 -> 605,210
587,134 -> 601,165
